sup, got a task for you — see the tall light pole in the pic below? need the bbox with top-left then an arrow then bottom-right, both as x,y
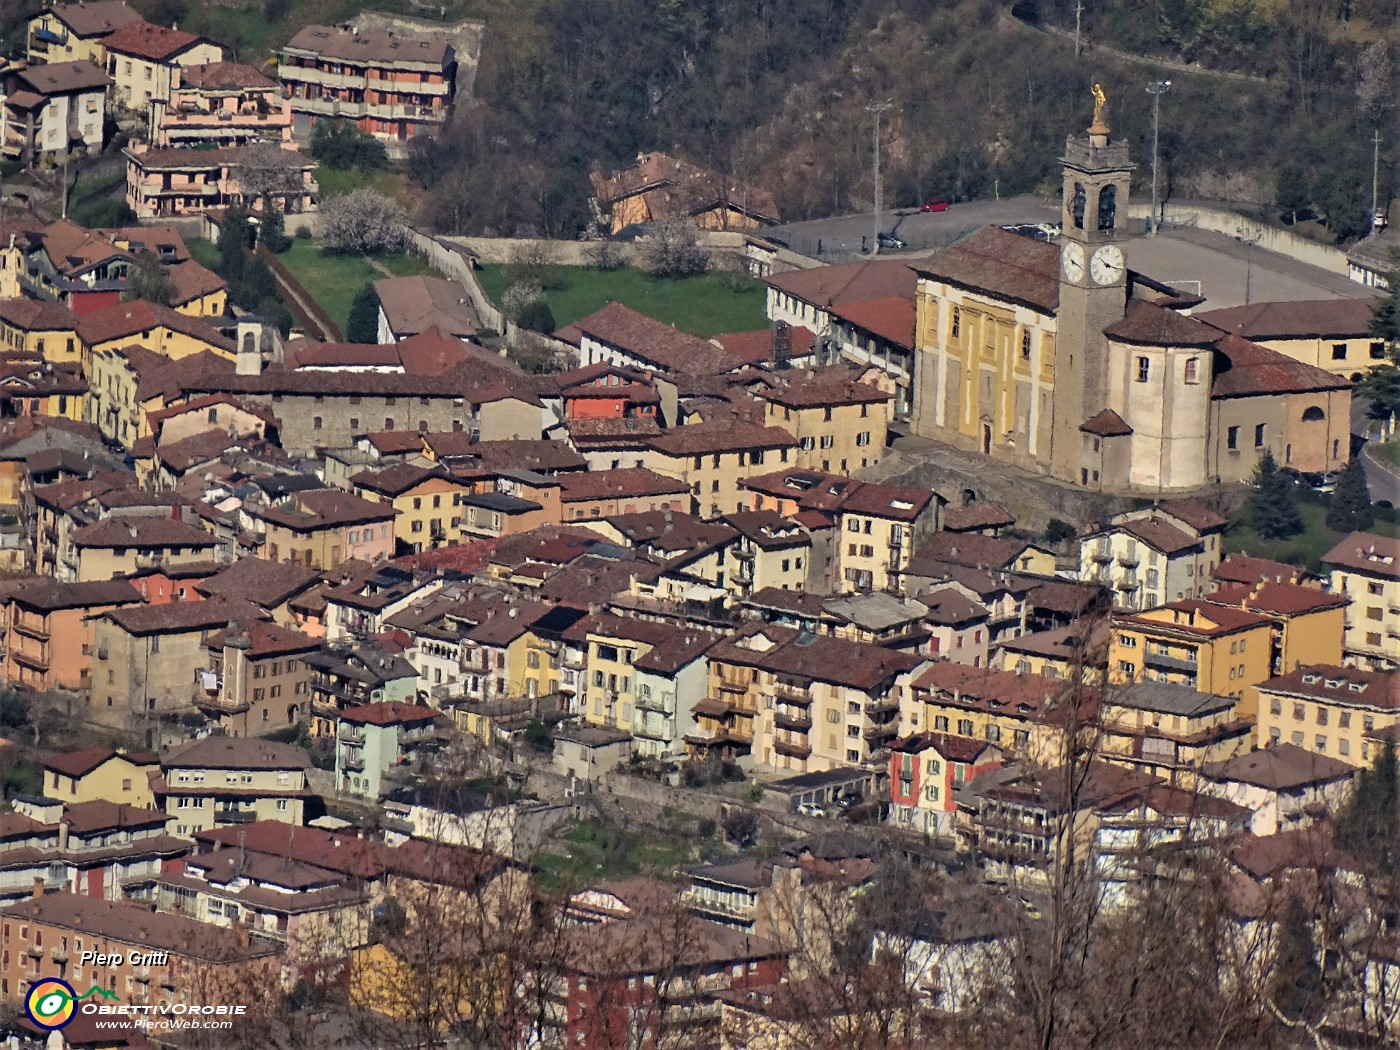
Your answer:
1371,129 -> 1382,233
868,100 -> 892,254
1146,80 -> 1170,235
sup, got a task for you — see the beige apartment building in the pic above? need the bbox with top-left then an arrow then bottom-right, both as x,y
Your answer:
103,20 -> 222,116
1255,665 -> 1397,767
153,736 -> 313,836
152,61 -> 293,148
198,619 -> 320,737
26,0 -> 141,66
759,370 -> 891,474
40,746 -> 159,808
1198,299 -> 1387,380
645,422 -> 798,519
67,514 -> 219,582
1325,532 -> 1399,671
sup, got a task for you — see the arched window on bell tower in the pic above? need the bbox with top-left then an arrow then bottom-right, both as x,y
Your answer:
1071,183 -> 1086,229
1097,185 -> 1117,231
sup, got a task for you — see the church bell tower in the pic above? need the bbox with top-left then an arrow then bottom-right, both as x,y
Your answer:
1050,85 -> 1135,482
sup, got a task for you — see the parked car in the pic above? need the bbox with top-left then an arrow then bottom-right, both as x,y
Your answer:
920,199 -> 951,212
797,802 -> 827,817
835,792 -> 861,810
876,231 -> 906,250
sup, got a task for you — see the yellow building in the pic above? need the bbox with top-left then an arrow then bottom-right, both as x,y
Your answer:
996,621 -> 1110,682
910,662 -> 1077,766
1324,532 -> 1400,672
1096,682 -> 1252,788
103,21 -> 222,116
155,736 -> 311,836
350,466 -> 476,553
760,369 -> 891,474
79,297 -> 235,369
0,298 -> 82,362
1197,299 -> 1387,380
0,231 -> 28,301
84,343 -> 179,448
645,421 -> 798,519
40,746 -> 158,808
0,357 -> 86,421
911,228 -> 1061,466
69,515 -> 219,581
1108,600 -> 1275,714
1204,580 -> 1348,678
570,614 -> 690,734
26,0 -> 141,66
1254,665 -> 1397,766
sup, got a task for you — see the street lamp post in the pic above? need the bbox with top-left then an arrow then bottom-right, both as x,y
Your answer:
867,100 -> 892,254
1146,80 -> 1171,235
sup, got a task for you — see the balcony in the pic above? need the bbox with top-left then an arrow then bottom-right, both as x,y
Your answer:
774,711 -> 812,731
194,693 -> 249,716
13,618 -> 49,641
1116,574 -> 1139,592
342,753 -> 365,772
770,681 -> 810,703
1143,649 -> 1198,673
635,691 -> 669,713
683,889 -> 756,920
1090,545 -> 1112,562
50,948 -> 67,963
25,945 -> 42,958
214,809 -> 256,824
339,726 -> 365,744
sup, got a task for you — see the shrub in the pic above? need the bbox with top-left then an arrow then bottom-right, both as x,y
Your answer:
501,280 -> 543,322
294,224 -> 313,239
640,216 -> 709,278
517,298 -> 557,334
586,239 -> 628,271
1044,518 -> 1077,545
320,189 -> 409,255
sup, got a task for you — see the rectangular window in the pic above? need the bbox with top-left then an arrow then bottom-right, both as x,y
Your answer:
1227,426 -> 1239,451
1254,423 -> 1265,448
1135,357 -> 1150,382
1331,343 -> 1347,361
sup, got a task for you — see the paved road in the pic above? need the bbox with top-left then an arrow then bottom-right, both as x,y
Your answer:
762,194 -> 1062,261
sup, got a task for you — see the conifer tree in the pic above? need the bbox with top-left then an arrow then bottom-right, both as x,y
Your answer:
1247,449 -> 1303,539
346,283 -> 381,344
1325,458 -> 1374,533
1267,894 -> 1325,1024
1334,740 -> 1398,870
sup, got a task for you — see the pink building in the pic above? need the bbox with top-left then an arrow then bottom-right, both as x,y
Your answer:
256,489 -> 396,570
124,143 -> 317,219
151,61 -> 293,148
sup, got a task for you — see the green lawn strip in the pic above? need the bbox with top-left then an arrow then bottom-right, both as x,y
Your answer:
476,265 -> 768,337
277,241 -> 428,334
1373,441 -> 1400,468
531,819 -> 699,893
1225,493 -> 1400,569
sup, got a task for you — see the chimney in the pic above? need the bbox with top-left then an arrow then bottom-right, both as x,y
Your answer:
32,876 -> 44,899
137,927 -> 148,940
58,819 -> 69,853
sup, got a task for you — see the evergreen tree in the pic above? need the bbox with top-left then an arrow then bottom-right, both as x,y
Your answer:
1334,741 -> 1398,870
1275,165 -> 1310,224
260,207 -> 291,254
216,206 -> 250,281
1325,458 -> 1374,533
1267,894 -> 1324,1024
1246,449 -> 1303,539
1369,247 -> 1400,356
346,283 -> 381,343
517,298 -> 556,334
1358,364 -> 1400,422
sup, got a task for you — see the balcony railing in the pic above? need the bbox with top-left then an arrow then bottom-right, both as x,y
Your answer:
214,809 -> 256,824
1143,649 -> 1197,673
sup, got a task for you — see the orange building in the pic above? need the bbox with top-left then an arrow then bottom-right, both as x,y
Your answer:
0,579 -> 142,693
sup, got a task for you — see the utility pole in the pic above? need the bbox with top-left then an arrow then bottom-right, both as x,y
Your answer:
1146,80 -> 1171,235
1075,0 -> 1083,57
60,150 -> 69,221
1372,129 -> 1382,232
868,100 -> 892,254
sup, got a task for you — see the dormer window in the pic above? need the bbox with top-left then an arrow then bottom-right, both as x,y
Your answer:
1324,679 -> 1343,689
1347,682 -> 1367,693
1301,674 -> 1320,684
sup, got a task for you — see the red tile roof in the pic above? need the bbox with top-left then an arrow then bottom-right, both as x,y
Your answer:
1197,298 -> 1378,340
712,325 -> 817,364
765,258 -> 916,310
590,151 -> 779,224
1207,581 -> 1349,616
1116,599 -> 1274,636
70,515 -> 216,549
942,501 -> 1014,532
557,467 -> 688,503
76,299 -> 233,352
48,1 -> 142,37
1156,499 -> 1229,533
1255,664 -> 1397,710
1210,332 -> 1351,398
102,20 -> 205,61
1103,299 -> 1223,347
649,421 -> 796,456
177,61 -> 276,92
1322,531 -> 1400,578
1079,408 -> 1133,437
43,746 -> 155,778
1213,553 -> 1312,585
339,701 -> 440,726
827,296 -> 916,349
911,227 -> 1060,313
570,303 -> 743,376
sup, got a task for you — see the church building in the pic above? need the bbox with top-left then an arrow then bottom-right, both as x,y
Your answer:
910,94 -> 1351,493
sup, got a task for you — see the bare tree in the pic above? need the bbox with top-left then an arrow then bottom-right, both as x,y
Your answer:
640,217 -> 709,278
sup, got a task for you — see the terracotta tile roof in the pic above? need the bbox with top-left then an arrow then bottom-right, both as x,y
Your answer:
557,467 -> 688,503
889,731 -> 998,763
648,420 -> 796,456
163,736 -> 309,771
102,19 -> 205,61
1211,332 -> 1351,398
1197,298 -> 1378,340
942,501 -> 1014,532
1207,581 -> 1349,616
206,618 -> 319,658
14,60 -> 110,95
349,463 -> 443,498
755,632 -> 921,691
1322,531 -> 1400,578
197,556 -> 319,607
76,298 -> 233,352
339,701 -> 440,726
765,258 -> 916,310
428,436 -> 586,472
907,532 -> 1040,572
590,151 -> 779,224
128,145 -> 315,173
166,259 -> 225,307
1113,516 -> 1200,555
911,227 -> 1060,313
920,586 -> 989,626
1104,299 -> 1223,347
1156,499 -> 1229,533
197,820 -> 384,878
712,325 -> 817,364
1213,553 -> 1312,585
913,663 -> 1085,720
759,368 -> 892,409
721,509 -> 810,549
1079,408 -> 1133,437
43,746 -> 155,778
0,297 -> 79,332
0,892 -> 278,962
827,296 -> 916,349
1204,743 -> 1355,790
1116,599 -> 1274,636
1255,664 -> 1397,710
177,61 -> 275,92
70,515 -> 216,549
257,488 -> 397,531
62,800 -> 169,835
105,597 -> 262,636
374,275 -> 479,340
47,1 -> 142,37
570,302 -> 744,376
34,219 -> 126,276
9,578 -> 141,612
283,23 -> 452,67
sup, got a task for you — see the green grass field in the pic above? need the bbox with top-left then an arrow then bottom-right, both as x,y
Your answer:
277,240 -> 434,334
1374,441 -> 1400,468
313,165 -> 410,201
1225,490 -> 1400,569
532,819 -> 703,893
476,265 -> 768,338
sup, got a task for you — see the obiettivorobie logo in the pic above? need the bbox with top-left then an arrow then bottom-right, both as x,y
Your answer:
25,978 -> 119,1031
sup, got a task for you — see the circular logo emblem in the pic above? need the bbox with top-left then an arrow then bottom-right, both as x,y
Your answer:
26,978 -> 77,1031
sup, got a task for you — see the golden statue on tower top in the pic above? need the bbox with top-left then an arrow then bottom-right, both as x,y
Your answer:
1089,83 -> 1109,133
